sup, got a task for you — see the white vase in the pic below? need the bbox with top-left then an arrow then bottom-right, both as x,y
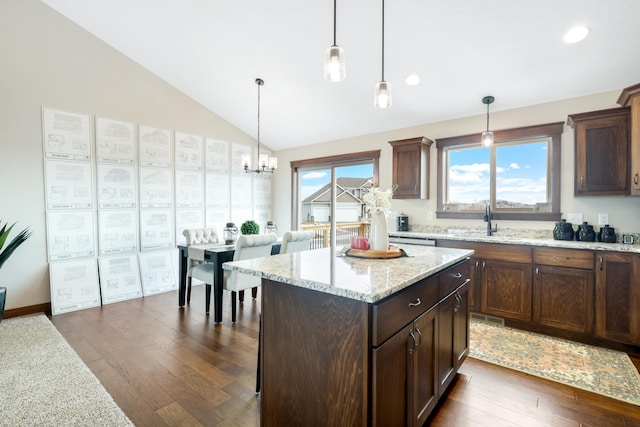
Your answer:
370,210 -> 389,251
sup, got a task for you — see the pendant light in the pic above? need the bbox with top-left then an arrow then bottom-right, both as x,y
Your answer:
374,0 -> 391,108
481,96 -> 495,146
242,78 -> 277,173
324,0 -> 345,82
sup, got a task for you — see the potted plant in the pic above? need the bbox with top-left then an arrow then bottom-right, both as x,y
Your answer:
240,220 -> 260,235
0,220 -> 31,322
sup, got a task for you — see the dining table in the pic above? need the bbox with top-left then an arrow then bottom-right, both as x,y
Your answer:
177,241 -> 281,323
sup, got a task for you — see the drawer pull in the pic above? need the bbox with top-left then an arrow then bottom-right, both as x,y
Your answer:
452,272 -> 462,278
408,298 -> 421,307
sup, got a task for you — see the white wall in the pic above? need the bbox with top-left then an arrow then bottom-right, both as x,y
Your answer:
271,91 -> 640,237
0,0 -> 258,310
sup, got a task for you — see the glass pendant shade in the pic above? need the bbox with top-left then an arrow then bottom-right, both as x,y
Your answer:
258,153 -> 269,169
481,131 -> 494,147
374,81 -> 392,109
324,45 -> 345,82
241,153 -> 251,170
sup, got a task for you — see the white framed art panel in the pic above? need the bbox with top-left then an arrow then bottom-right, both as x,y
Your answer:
97,255 -> 143,304
49,258 -> 101,315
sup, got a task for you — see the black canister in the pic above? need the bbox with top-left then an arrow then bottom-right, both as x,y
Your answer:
576,222 -> 595,242
600,225 -> 617,243
397,214 -> 409,231
553,219 -> 574,241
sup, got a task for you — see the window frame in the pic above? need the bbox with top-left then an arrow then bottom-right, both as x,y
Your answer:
436,122 -> 564,221
290,150 -> 380,229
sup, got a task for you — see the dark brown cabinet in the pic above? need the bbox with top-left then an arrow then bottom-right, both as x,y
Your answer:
437,240 -> 532,322
389,136 -> 433,199
595,252 -> 640,345
261,258 -> 471,426
617,82 -> 640,196
372,260 -> 470,427
568,107 -> 631,196
480,259 -> 532,321
438,284 -> 469,396
533,247 -> 594,334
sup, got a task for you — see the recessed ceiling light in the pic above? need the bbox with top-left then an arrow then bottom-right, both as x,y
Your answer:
563,26 -> 590,43
405,74 -> 420,86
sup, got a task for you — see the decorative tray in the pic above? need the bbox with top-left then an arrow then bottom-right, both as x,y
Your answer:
345,245 -> 406,259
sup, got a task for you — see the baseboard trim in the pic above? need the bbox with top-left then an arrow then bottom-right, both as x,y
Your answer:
470,312 -> 505,326
3,303 -> 51,319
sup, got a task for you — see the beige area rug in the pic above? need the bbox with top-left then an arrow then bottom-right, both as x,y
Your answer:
0,314 -> 133,426
469,318 -> 640,406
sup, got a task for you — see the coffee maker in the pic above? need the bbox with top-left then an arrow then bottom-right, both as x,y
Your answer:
397,213 -> 409,231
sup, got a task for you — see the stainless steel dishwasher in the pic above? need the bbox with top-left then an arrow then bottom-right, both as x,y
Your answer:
388,235 -> 436,246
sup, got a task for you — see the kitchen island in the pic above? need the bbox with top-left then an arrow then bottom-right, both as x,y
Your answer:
223,245 -> 473,426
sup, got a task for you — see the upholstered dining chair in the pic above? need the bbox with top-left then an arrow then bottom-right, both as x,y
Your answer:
183,228 -> 219,311
222,234 -> 277,323
279,230 -> 316,254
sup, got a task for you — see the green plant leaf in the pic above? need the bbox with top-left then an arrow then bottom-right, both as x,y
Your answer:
0,221 -> 32,270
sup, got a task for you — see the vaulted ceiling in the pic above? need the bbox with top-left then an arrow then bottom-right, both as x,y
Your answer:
41,0 -> 640,150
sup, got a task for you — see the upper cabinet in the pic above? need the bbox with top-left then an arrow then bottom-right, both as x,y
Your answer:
389,137 -> 433,199
617,82 -> 640,196
567,107 -> 630,196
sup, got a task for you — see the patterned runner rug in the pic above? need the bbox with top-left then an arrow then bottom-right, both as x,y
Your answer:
469,318 -> 640,406
0,314 -> 133,426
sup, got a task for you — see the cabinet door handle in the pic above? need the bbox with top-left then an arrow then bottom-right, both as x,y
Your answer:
599,256 -> 603,271
635,172 -> 639,185
414,325 -> 422,349
408,330 -> 417,355
475,260 -> 479,268
482,261 -> 486,269
454,292 -> 461,312
408,298 -> 421,307
536,267 -> 539,275
453,272 -> 462,278
580,176 -> 584,188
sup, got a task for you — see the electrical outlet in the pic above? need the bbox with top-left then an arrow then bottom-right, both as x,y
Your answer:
427,211 -> 434,221
567,213 -> 583,224
598,213 -> 609,225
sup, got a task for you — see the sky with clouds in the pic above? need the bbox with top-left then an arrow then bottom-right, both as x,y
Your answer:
448,141 -> 548,206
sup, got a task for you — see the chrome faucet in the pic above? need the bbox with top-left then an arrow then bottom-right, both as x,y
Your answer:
484,203 -> 498,236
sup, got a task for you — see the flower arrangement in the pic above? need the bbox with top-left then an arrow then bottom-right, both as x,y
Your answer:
362,184 -> 397,213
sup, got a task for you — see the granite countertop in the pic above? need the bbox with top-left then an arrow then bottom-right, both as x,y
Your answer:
222,245 -> 473,303
389,226 -> 640,254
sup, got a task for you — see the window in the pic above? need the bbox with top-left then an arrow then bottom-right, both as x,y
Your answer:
436,122 -> 564,221
290,150 -> 380,246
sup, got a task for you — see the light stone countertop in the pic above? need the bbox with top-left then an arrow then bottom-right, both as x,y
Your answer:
222,245 -> 473,303
389,227 -> 640,254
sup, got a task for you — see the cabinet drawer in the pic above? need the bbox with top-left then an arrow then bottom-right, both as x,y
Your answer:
438,240 -> 532,264
439,259 -> 470,299
533,247 -> 593,270
372,275 -> 438,347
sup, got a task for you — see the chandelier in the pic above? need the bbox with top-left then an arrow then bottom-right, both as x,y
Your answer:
242,78 -> 277,173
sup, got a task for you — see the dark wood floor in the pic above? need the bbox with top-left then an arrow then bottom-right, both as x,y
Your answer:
50,285 -> 640,426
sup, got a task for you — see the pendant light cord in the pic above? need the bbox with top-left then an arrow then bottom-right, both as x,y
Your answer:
256,78 -> 262,159
381,0 -> 385,81
333,0 -> 337,46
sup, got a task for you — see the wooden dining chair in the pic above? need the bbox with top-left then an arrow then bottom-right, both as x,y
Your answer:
183,228 -> 219,312
279,230 -> 316,254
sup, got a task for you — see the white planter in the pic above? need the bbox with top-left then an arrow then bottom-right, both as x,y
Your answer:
369,210 -> 389,251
